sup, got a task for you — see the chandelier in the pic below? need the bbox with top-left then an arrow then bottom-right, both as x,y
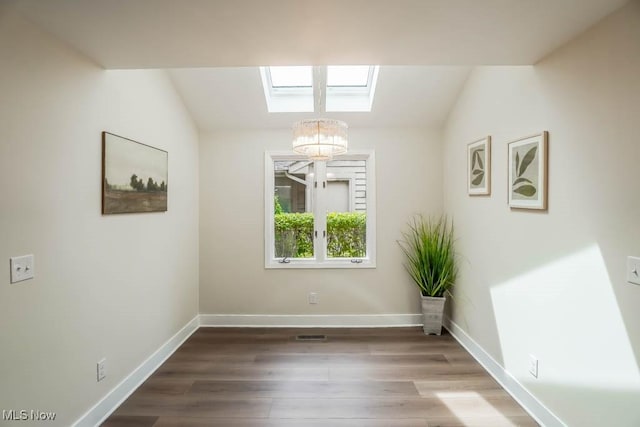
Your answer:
292,119 -> 348,161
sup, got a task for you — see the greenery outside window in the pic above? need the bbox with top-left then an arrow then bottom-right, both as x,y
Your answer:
265,151 -> 376,268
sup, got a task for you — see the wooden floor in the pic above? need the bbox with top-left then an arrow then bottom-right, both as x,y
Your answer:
102,327 -> 538,427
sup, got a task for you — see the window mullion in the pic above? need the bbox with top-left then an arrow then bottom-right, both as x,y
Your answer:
313,161 -> 328,262
313,66 -> 327,113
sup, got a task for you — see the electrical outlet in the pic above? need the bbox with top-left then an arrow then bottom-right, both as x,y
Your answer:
627,256 -> 640,285
528,355 -> 539,378
9,254 -> 35,283
97,359 -> 106,382
308,292 -> 318,304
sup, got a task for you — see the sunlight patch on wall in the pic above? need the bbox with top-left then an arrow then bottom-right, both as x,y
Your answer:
490,244 -> 639,388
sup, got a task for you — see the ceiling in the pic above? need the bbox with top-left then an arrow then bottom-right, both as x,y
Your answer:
12,0 -> 627,68
168,66 -> 471,130
8,0 -> 628,130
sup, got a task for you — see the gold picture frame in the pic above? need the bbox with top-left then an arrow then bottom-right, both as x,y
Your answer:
467,136 -> 491,196
508,131 -> 548,210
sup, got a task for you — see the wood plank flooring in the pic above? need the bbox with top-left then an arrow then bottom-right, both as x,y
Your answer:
102,327 -> 538,427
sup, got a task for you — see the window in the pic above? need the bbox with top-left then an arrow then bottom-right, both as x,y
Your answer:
259,66 -> 314,112
269,66 -> 313,88
265,151 -> 376,268
259,65 -> 379,113
327,65 -> 373,87
326,65 -> 379,112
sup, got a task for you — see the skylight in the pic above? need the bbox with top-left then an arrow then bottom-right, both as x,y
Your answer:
327,65 -> 371,87
259,66 -> 314,113
259,65 -> 379,113
269,66 -> 312,88
326,66 -> 379,112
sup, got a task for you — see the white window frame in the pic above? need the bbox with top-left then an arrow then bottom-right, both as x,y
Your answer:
259,66 -> 314,113
326,66 -> 379,112
265,150 -> 376,269
259,65 -> 379,113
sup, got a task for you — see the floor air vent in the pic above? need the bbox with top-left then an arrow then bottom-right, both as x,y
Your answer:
295,334 -> 327,341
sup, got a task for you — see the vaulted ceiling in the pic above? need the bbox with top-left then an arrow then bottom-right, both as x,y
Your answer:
8,0 -> 629,129
168,66 -> 471,130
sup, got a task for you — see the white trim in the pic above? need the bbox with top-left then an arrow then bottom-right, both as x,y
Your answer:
264,260 -> 376,269
72,315 -> 200,427
444,317 -> 566,427
200,313 -> 421,328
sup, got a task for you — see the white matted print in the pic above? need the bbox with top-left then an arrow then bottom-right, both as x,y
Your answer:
467,136 -> 491,195
508,132 -> 548,210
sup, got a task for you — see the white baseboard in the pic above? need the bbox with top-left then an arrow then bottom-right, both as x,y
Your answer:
72,315 -> 200,427
199,313 -> 422,327
444,317 -> 566,427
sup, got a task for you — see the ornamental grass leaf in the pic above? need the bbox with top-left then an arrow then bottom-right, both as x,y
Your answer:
397,215 -> 457,298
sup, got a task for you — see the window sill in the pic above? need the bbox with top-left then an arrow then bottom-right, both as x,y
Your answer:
265,259 -> 376,269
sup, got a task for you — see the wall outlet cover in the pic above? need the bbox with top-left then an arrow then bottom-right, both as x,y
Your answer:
9,254 -> 35,283
528,355 -> 539,378
97,359 -> 106,382
308,292 -> 318,304
627,256 -> 640,285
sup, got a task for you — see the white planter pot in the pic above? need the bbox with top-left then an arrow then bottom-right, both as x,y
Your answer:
420,295 -> 446,335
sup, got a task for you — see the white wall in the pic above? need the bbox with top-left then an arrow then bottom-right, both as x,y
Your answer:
199,128 -> 442,317
0,11 -> 199,427
443,2 -> 640,426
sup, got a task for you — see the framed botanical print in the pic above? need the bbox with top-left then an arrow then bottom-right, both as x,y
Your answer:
467,136 -> 491,195
508,132 -> 548,210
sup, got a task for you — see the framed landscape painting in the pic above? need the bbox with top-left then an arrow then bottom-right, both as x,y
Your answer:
102,132 -> 168,214
508,131 -> 548,210
467,136 -> 491,195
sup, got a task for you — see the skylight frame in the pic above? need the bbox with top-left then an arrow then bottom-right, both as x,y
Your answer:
326,66 -> 379,112
327,65 -> 375,89
259,66 -> 315,113
327,66 -> 379,95
259,65 -> 379,113
267,65 -> 313,91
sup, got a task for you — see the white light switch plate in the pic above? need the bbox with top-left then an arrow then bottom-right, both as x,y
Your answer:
308,292 -> 318,304
627,256 -> 640,285
528,355 -> 539,378
97,359 -> 106,382
10,255 -> 35,283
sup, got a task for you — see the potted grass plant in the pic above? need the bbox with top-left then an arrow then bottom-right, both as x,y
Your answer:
398,215 -> 457,335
